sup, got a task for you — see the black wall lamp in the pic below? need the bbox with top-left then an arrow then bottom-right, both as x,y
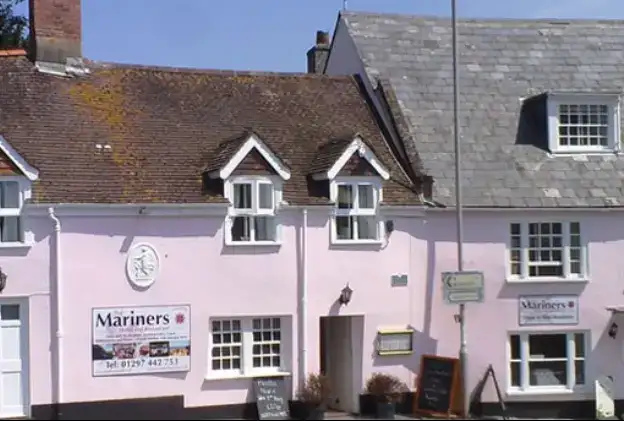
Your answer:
0,267 -> 7,293
609,322 -> 619,339
338,283 -> 353,306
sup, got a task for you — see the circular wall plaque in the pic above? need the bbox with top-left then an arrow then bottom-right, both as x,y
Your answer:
126,243 -> 160,289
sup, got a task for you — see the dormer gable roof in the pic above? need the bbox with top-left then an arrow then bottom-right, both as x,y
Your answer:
0,135 -> 39,181
205,131 -> 291,180
310,134 -> 390,180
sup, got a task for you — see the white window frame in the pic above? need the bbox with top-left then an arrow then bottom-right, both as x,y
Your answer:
223,175 -> 282,246
547,94 -> 621,154
0,176 -> 31,248
206,316 -> 288,379
507,331 -> 588,394
506,220 -> 587,283
329,176 -> 384,245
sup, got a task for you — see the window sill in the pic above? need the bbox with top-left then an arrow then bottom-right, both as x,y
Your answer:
225,240 -> 282,247
331,239 -> 383,246
205,371 -> 291,381
506,277 -> 589,285
0,241 -> 32,250
506,387 -> 589,400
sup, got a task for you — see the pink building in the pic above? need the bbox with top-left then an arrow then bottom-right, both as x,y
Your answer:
0,1 -> 429,418
321,9 -> 624,420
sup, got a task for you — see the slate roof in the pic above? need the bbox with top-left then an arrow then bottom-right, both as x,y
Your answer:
0,54 -> 417,205
340,11 -> 624,208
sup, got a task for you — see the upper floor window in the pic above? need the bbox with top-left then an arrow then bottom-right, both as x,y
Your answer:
331,178 -> 382,243
548,94 -> 620,153
0,180 -> 22,244
225,177 -> 280,245
508,221 -> 585,281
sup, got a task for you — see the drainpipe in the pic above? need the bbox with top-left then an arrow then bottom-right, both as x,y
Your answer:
299,209 -> 308,392
47,208 -> 63,418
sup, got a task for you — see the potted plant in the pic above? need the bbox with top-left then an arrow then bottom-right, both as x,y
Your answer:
365,372 -> 409,419
295,373 -> 331,420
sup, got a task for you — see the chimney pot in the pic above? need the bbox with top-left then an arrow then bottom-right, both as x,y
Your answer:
316,30 -> 330,46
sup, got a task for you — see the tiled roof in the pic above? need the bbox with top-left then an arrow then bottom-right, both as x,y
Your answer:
0,55 -> 418,205
341,11 -> 624,208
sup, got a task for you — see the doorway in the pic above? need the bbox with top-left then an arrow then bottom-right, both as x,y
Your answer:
319,315 -> 364,414
0,299 -> 29,418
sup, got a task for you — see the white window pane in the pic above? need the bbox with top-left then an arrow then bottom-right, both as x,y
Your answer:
252,317 -> 282,369
529,361 -> 567,386
0,217 -> 20,243
211,319 -> 242,372
231,216 -> 251,241
255,216 -> 276,241
358,184 -> 374,209
528,334 -> 567,358
510,362 -> 521,387
258,183 -> 273,210
0,182 -> 19,209
336,216 -> 353,240
575,360 -> 585,385
233,184 -> 252,209
357,216 -> 377,240
574,334 -> 585,357
509,335 -> 520,359
0,304 -> 19,321
337,185 -> 353,209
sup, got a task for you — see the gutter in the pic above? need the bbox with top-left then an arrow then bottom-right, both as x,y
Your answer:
47,208 -> 63,417
298,209 -> 309,392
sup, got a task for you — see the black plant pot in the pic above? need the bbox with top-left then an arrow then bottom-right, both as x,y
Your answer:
289,401 -> 325,420
375,401 -> 396,419
304,406 -> 325,420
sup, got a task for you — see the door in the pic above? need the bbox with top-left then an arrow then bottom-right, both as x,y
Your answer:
320,316 -> 362,414
0,301 -> 28,417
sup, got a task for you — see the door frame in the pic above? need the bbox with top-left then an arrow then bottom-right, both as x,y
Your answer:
319,314 -> 364,414
0,297 -> 30,418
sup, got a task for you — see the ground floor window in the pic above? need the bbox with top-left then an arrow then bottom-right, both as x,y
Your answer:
209,316 -> 286,377
508,332 -> 586,391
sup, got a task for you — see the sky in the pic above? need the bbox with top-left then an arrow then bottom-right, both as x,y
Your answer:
15,0 -> 624,72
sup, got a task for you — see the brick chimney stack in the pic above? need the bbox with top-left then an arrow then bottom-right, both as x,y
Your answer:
306,30 -> 330,74
29,0 -> 82,64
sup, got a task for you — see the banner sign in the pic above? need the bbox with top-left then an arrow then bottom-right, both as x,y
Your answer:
91,305 -> 191,376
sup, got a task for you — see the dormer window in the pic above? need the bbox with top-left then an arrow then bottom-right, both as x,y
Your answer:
310,135 -> 391,245
547,94 -> 620,153
227,177 -> 280,243
0,180 -> 22,243
333,178 -> 382,241
204,131 -> 290,246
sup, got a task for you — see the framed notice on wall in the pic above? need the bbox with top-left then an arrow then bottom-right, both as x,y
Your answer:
376,328 -> 414,356
91,305 -> 191,376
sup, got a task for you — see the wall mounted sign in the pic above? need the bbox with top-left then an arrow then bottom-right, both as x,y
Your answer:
376,328 -> 414,355
91,305 -> 191,376
391,274 -> 408,287
518,295 -> 579,326
126,243 -> 160,289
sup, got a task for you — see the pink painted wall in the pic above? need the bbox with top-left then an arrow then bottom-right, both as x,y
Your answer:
19,209 -> 430,408
427,211 -> 621,404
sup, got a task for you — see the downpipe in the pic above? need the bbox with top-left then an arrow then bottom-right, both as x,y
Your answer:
48,208 -> 63,418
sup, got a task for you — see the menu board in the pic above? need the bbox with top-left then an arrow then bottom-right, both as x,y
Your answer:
415,354 -> 459,416
252,377 -> 290,420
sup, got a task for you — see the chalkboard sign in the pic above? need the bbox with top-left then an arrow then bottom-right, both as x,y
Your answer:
252,377 -> 290,420
415,354 -> 459,417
